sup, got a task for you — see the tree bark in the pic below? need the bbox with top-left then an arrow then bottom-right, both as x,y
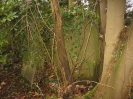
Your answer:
99,0 -> 107,79
102,0 -> 126,82
93,0 -> 126,98
50,0 -> 72,85
100,0 -> 107,33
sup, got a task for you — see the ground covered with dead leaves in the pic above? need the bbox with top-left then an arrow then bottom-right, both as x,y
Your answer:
0,63 -> 93,99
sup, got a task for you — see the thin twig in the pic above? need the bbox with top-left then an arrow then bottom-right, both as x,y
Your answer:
71,80 -> 115,89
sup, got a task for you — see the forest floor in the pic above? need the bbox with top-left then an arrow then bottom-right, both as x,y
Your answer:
0,64 -> 46,99
0,62 -> 91,99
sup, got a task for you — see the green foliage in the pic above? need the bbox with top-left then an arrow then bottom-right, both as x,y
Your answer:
0,41 -> 10,63
59,0 -> 68,6
0,0 -> 19,63
125,1 -> 133,26
0,12 -> 18,24
0,0 -> 101,98
2,0 -> 52,66
62,3 -> 99,62
125,17 -> 132,26
0,0 -> 18,24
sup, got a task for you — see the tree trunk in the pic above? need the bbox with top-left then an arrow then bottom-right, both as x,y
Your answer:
69,0 -> 74,9
93,0 -> 126,98
50,0 -> 72,86
100,0 -> 107,33
99,0 -> 107,79
102,0 -> 126,83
